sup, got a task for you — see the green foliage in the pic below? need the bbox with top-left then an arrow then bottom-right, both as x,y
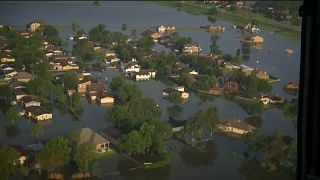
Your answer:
72,22 -> 80,33
73,143 -> 97,174
186,107 -> 219,140
119,121 -> 172,155
210,34 -> 222,55
194,74 -> 217,91
42,25 -> 62,46
5,107 -> 18,125
36,137 -> 71,172
107,98 -> 161,131
208,7 -> 218,15
67,92 -> 82,112
0,145 -> 20,179
27,76 -> 54,98
167,91 -> 183,104
241,42 -> 251,58
109,76 -> 125,92
113,81 -> 142,103
33,61 -> 53,78
63,72 -> 78,90
0,84 -> 13,100
73,40 -> 95,62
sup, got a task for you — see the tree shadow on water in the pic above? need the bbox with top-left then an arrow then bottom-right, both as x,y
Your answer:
5,124 -> 20,138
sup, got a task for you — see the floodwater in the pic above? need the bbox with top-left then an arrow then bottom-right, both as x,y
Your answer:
0,1 -> 299,180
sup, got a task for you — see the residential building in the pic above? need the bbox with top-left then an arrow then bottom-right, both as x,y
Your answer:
223,81 -> 240,93
79,128 -> 111,153
87,83 -> 106,100
97,93 -> 114,104
27,20 -> 44,32
14,88 -> 27,100
105,50 -> 116,58
260,94 -> 285,105
286,82 -> 299,90
0,52 -> 15,63
220,119 -> 255,135
183,43 -> 201,54
208,25 -> 226,32
25,106 -> 52,121
131,69 -> 156,81
20,95 -> 41,107
77,75 -> 91,93
163,87 -> 190,99
12,72 -> 33,83
251,35 -> 264,44
168,119 -> 186,133
253,69 -> 269,80
157,24 -> 166,33
123,61 -> 141,73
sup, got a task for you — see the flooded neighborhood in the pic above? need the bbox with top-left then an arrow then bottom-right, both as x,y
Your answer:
0,1 -> 301,180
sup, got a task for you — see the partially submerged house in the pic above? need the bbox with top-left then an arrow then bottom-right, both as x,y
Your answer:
20,95 -> 41,107
219,119 -> 255,135
79,128 -> 111,153
183,43 -> 201,54
260,94 -> 285,105
24,106 -> 53,121
286,82 -> 299,90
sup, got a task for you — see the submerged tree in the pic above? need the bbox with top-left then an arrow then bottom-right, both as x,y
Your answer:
5,107 -> 19,125
0,145 -> 20,180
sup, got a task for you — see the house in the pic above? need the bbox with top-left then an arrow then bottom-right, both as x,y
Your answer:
105,50 -> 116,58
166,25 -> 176,32
67,89 -> 77,96
183,43 -> 201,54
77,75 -> 91,93
12,72 -> 33,83
286,82 -> 299,90
27,20 -> 44,32
87,83 -> 106,100
240,64 -> 254,76
0,52 -> 15,63
251,35 -> 264,44
20,95 -> 41,107
19,31 -> 32,38
224,62 -> 240,70
163,87 -> 190,99
285,48 -> 295,55
132,69 -> 156,81
28,143 -> 44,152
157,24 -> 166,33
150,32 -> 162,41
97,93 -> 114,104
208,25 -> 226,32
14,88 -> 27,100
175,86 -> 185,92
105,56 -> 121,64
79,128 -> 111,153
223,81 -> 240,93
188,70 -> 199,76
4,70 -> 17,80
25,106 -> 52,121
11,81 -> 26,89
220,119 -> 255,135
123,61 -> 141,73
253,69 -> 269,80
260,94 -> 285,105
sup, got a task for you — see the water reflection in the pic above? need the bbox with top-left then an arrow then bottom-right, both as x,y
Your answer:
179,141 -> 218,167
238,160 -> 295,180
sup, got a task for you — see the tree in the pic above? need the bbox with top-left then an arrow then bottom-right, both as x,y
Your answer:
116,83 -> 142,103
167,91 -> 183,104
73,143 -> 98,174
35,137 -> 71,173
0,145 -> 20,180
242,42 -> 251,59
209,34 -> 222,55
27,76 -> 54,98
208,7 -> 218,15
109,76 -> 125,92
121,24 -> 127,31
0,84 -> 12,101
5,107 -> 18,125
130,29 -> 137,39
119,130 -> 147,155
31,124 -> 44,140
186,107 -> 219,140
175,37 -> 192,52
62,72 -> 78,90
